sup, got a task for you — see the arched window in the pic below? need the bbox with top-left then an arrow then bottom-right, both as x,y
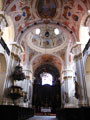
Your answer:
40,72 -> 53,85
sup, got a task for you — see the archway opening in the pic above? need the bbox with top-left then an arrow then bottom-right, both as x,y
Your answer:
32,64 -> 61,115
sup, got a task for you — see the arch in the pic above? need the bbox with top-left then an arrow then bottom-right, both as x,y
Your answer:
79,10 -> 90,51
0,12 -> 15,45
0,53 -> 7,99
30,53 -> 64,67
32,61 -> 61,112
17,21 -> 76,45
30,53 -> 64,73
29,53 -> 64,87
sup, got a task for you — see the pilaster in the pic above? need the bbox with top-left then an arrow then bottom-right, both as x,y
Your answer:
62,68 -> 77,108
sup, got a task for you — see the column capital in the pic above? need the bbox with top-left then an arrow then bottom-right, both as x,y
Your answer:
10,42 -> 24,52
62,69 -> 73,80
70,43 -> 84,61
74,53 -> 82,61
23,69 -> 32,80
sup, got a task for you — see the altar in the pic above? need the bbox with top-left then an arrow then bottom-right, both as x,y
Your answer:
41,107 -> 51,113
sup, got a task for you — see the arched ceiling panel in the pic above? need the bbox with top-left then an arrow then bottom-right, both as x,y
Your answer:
19,23 -> 72,54
30,25 -> 66,49
32,54 -> 62,74
3,0 -> 88,42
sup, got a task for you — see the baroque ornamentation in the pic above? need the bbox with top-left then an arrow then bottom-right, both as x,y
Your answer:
0,13 -> 8,36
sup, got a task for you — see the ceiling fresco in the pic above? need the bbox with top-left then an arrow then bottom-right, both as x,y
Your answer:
37,0 -> 57,18
2,0 -> 90,73
30,25 -> 66,49
32,54 -> 62,74
3,0 -> 89,41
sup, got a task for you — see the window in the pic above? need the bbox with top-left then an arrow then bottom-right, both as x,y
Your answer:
54,28 -> 59,35
36,28 -> 40,35
40,72 -> 53,85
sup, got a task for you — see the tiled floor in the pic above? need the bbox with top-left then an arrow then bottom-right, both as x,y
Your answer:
27,116 -> 57,120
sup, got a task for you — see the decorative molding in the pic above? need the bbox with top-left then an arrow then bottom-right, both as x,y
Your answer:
71,43 -> 82,55
84,15 -> 90,26
0,13 -> 8,37
20,23 -> 71,54
63,76 -> 72,80
0,14 -> 8,27
25,76 -> 30,80
11,52 -> 20,61
11,43 -> 23,52
74,53 -> 82,61
62,69 -> 73,73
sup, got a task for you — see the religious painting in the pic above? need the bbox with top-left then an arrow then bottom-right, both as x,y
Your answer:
37,0 -> 57,18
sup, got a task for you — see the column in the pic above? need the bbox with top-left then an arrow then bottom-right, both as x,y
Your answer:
3,43 -> 23,105
71,43 -> 88,106
15,68 -> 33,108
62,68 -> 76,108
28,65 -> 33,108
19,46 -> 34,108
74,53 -> 88,106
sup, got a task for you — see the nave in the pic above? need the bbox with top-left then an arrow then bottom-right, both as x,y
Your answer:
27,116 -> 57,120
1,1 -> 90,120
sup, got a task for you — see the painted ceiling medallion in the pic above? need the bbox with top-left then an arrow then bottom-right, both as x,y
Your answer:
37,0 -> 57,18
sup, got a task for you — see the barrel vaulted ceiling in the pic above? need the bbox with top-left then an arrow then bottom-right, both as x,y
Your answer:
2,0 -> 90,73
3,0 -> 90,40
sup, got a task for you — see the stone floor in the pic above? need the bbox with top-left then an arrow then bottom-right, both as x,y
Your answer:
27,116 -> 57,120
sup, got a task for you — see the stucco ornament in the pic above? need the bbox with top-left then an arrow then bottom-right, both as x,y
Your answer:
0,12 -> 8,36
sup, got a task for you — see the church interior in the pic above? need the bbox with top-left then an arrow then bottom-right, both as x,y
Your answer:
0,0 -> 90,120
